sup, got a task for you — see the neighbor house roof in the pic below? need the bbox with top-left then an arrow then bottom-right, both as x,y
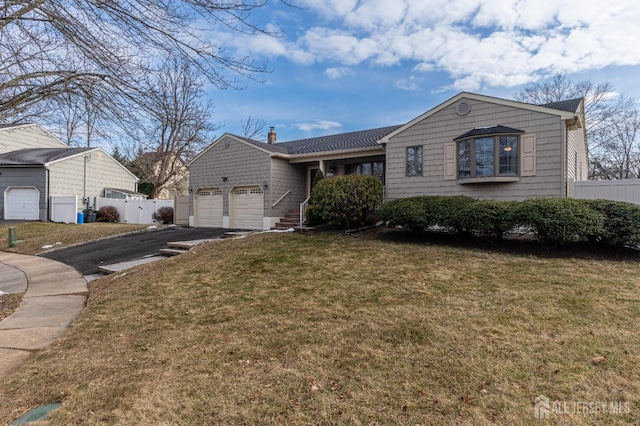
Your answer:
0,148 -> 94,166
540,98 -> 583,113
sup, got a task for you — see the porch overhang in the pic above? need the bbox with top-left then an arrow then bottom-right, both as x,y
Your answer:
274,146 -> 386,164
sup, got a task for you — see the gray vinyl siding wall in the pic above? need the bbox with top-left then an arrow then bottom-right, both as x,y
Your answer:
386,98 -> 565,201
48,152 -> 138,210
0,167 -> 47,220
566,127 -> 588,181
189,136 -> 271,216
0,125 -> 67,154
269,158 -> 306,218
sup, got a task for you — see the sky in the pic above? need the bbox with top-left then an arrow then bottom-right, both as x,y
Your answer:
208,0 -> 640,143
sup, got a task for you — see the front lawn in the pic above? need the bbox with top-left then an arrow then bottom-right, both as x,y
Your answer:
0,231 -> 638,424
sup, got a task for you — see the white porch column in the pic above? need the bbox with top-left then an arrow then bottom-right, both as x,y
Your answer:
319,159 -> 325,175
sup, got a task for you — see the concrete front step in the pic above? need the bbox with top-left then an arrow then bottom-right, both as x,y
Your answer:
159,248 -> 189,256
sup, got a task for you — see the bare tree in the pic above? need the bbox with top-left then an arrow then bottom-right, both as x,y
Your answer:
126,60 -> 218,199
516,74 -> 637,179
589,109 -> 640,179
0,0 -> 296,123
241,115 -> 267,140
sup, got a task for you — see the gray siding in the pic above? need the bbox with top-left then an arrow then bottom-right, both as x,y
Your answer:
0,125 -> 67,154
0,167 -> 47,220
48,151 -> 138,210
269,158 -> 306,218
567,126 -> 588,181
386,97 -> 565,201
189,136 -> 271,216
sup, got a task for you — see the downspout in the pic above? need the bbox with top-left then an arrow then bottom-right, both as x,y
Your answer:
564,123 -> 569,198
46,168 -> 50,222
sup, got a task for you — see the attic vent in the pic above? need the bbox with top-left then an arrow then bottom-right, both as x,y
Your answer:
456,102 -> 471,116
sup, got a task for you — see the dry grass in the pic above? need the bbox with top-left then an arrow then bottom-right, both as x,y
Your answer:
0,231 -> 639,425
0,222 -> 150,255
0,293 -> 22,323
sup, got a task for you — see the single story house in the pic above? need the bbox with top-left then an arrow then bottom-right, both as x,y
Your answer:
0,124 -> 139,220
189,92 -> 588,230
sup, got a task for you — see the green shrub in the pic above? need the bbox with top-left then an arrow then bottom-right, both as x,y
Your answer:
152,206 -> 174,224
461,200 -> 517,240
512,198 -> 605,248
428,195 -> 477,232
306,174 -> 383,229
584,199 -> 640,248
379,195 -> 476,233
379,196 -> 432,232
96,205 -> 120,223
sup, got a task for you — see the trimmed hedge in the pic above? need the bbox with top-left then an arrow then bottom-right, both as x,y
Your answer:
584,199 -> 640,247
378,195 -> 476,233
460,200 -> 517,240
512,198 -> 605,248
152,206 -> 174,224
380,196 -> 640,249
306,174 -> 383,229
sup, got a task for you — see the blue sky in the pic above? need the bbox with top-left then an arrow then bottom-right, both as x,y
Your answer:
209,0 -> 640,142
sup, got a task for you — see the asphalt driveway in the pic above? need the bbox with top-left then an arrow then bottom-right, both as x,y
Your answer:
39,226 -> 232,275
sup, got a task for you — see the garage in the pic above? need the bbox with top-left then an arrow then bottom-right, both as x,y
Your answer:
5,187 -> 40,220
230,185 -> 264,229
195,188 -> 223,227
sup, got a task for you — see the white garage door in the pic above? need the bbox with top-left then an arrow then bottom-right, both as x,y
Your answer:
230,186 -> 264,229
5,187 -> 40,220
195,188 -> 223,227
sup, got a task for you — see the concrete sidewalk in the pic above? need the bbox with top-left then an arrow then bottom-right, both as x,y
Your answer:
0,252 -> 87,379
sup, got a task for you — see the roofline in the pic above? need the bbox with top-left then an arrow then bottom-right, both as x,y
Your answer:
189,133 -> 276,166
379,92 -> 579,143
284,146 -> 386,163
45,147 -> 140,182
0,123 -> 68,147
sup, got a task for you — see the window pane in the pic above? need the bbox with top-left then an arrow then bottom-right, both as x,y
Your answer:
499,136 -> 518,175
362,162 -> 372,175
458,141 -> 471,178
407,146 -> 422,176
373,162 -> 384,180
415,146 -> 423,175
475,137 -> 494,177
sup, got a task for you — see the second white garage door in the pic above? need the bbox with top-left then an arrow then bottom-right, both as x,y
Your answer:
5,187 -> 40,220
230,186 -> 264,229
195,188 -> 223,227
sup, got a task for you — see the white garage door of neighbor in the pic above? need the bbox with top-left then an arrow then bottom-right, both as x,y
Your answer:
230,186 -> 264,229
196,188 -> 223,227
6,187 -> 40,220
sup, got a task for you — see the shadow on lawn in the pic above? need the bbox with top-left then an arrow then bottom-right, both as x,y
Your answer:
343,226 -> 640,262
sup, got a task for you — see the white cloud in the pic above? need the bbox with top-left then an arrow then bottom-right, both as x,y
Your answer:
324,67 -> 353,79
296,120 -> 343,132
396,76 -> 422,92
274,0 -> 640,90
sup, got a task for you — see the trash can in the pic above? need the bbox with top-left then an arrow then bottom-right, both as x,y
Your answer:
8,227 -> 17,247
77,212 -> 84,224
83,209 -> 94,223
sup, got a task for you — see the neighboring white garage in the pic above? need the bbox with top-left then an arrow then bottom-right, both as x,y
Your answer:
230,185 -> 264,229
195,188 -> 223,227
5,187 -> 39,220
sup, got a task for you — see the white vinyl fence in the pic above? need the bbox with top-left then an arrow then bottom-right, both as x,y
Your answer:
95,197 -> 174,224
50,195 -> 78,223
569,179 -> 640,205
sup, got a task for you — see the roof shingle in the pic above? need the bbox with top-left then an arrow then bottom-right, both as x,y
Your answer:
0,148 -> 93,166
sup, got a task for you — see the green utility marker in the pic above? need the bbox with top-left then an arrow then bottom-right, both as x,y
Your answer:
11,403 -> 62,425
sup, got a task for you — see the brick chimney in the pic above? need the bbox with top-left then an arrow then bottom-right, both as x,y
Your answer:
267,127 -> 277,144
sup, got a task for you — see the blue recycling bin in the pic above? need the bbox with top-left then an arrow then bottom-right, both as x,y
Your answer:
77,212 -> 84,224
